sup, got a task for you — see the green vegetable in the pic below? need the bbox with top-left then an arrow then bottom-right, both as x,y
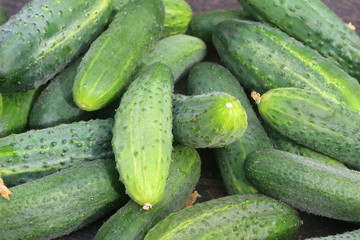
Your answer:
306,229 -> 360,240
0,7 -> 7,25
161,0 -> 192,38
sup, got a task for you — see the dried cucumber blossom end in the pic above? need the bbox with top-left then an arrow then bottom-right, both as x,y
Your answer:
251,91 -> 261,105
0,177 -> 12,200
184,190 -> 201,208
347,22 -> 356,30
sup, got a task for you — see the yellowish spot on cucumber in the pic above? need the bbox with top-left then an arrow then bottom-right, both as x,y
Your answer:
251,91 -> 261,104
143,202 -> 153,210
0,177 -> 12,200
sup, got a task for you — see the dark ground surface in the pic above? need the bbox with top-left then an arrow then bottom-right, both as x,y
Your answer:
1,0 -> 360,239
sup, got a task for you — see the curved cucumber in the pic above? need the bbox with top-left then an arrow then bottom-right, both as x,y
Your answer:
245,149 -> 360,222
213,20 -> 360,114
0,0 -> 113,93
306,229 -> 360,240
0,159 -> 127,240
188,62 -> 271,194
173,92 -> 247,148
144,194 -> 301,240
73,0 -> 164,111
0,119 -> 114,187
94,145 -> 201,240
112,63 -> 174,207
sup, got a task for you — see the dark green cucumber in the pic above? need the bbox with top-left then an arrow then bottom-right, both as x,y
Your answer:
0,0 -> 113,93
213,20 -> 360,114
256,87 -> 360,169
0,7 -> 7,25
142,34 -> 206,83
245,149 -> 360,222
190,9 -> 254,44
237,0 -> 360,80
73,0 -> 164,111
173,92 -> 247,148
0,87 -> 42,137
144,194 -> 301,240
29,57 -> 93,129
112,63 -> 174,207
188,62 -> 271,194
0,159 -> 127,240
306,229 -> 360,240
0,119 -> 113,187
94,145 -> 201,240
161,0 -> 192,38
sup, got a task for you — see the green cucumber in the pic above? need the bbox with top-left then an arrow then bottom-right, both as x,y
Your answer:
190,9 -> 254,44
188,62 -> 271,194
237,0 -> 360,80
306,229 -> 360,240
213,20 -> 360,114
73,0 -> 164,111
0,0 -> 113,93
112,63 -> 174,207
0,95 -> 2,119
255,87 -> 360,169
94,145 -> 201,240
29,57 -> 93,129
245,149 -> 360,222
0,159 -> 127,240
142,34 -> 206,83
173,92 -> 247,148
0,87 -> 42,137
0,7 -> 7,25
0,119 -> 113,187
144,194 -> 301,240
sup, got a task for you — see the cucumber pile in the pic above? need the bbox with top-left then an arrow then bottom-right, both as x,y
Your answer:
0,0 -> 359,239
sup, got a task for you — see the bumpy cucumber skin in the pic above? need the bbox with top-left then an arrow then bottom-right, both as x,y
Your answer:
73,0 -> 164,111
306,229 -> 360,240
237,0 -> 360,80
173,92 -> 247,148
188,62 -> 271,194
190,9 -> 254,44
0,7 -> 7,25
29,57 -> 93,129
94,145 -> 201,240
142,34 -> 206,83
245,149 -> 360,222
145,194 -> 301,240
112,63 -> 174,206
0,159 -> 127,240
0,119 -> 114,187
258,88 -> 360,169
0,0 -> 113,93
213,20 -> 360,114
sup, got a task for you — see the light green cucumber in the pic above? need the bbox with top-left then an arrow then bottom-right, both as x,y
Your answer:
94,145 -> 201,240
144,194 -> 301,240
306,229 -> 360,240
187,62 -> 271,194
161,0 -> 192,38
73,0 -> 164,111
112,63 -> 174,207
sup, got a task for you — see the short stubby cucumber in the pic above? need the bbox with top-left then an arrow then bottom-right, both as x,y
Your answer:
29,57 -> 93,129
237,0 -> 360,80
188,62 -> 271,194
0,159 -> 128,240
94,145 -> 201,240
73,0 -> 164,111
144,194 -> 301,240
173,92 -> 247,148
0,0 -> 113,93
0,119 -> 114,187
306,229 -> 360,240
112,63 -> 174,208
244,149 -> 360,222
142,34 -> 206,83
213,20 -> 360,114
0,7 -> 7,25
255,88 -> 360,169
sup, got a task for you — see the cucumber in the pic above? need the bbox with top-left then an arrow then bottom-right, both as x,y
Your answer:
144,194 -> 301,240
173,92 -> 247,148
0,0 -> 113,93
187,62 -> 271,194
255,87 -> 360,169
237,0 -> 360,80
213,20 -> 360,114
306,229 -> 360,240
244,149 -> 360,222
142,34 -> 206,83
73,0 -> 164,111
112,63 -> 174,208
94,145 -> 201,240
0,95 -> 2,119
29,57 -> 93,129
0,159 -> 128,240
0,7 -> 7,25
190,9 -> 254,44
0,87 -> 42,137
0,119 -> 113,187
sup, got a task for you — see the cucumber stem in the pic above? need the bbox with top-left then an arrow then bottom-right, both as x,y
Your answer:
251,91 -> 261,105
0,177 -> 11,200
